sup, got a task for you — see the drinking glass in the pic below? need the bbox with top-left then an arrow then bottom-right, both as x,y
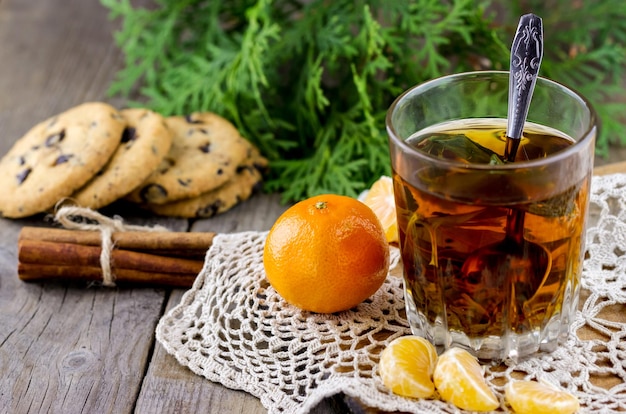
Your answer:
386,71 -> 597,362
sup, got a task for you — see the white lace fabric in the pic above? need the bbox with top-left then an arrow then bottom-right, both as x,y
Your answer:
156,174 -> 626,413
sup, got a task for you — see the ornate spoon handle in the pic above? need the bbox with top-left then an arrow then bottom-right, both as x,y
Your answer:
505,13 -> 543,161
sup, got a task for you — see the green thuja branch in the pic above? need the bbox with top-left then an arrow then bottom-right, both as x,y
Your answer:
501,0 -> 626,156
101,0 -> 626,201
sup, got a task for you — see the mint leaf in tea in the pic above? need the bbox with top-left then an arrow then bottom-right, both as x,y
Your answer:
416,134 -> 505,165
410,118 -> 573,163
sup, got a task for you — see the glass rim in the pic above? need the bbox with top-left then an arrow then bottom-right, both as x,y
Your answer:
386,70 -> 599,170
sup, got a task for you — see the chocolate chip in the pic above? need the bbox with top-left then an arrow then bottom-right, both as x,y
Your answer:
54,154 -> 72,165
185,114 -> 203,124
140,184 -> 168,203
236,165 -> 253,174
121,127 -> 137,143
252,180 -> 263,193
66,214 -> 100,226
16,168 -> 32,184
46,130 -> 65,147
18,156 -> 25,166
216,168 -> 223,175
253,162 -> 268,174
199,143 -> 211,153
45,130 -> 66,147
196,200 -> 223,218
158,157 -> 175,174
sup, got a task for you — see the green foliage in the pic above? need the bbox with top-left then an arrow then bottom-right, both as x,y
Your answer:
499,0 -> 626,156
101,0 -> 626,201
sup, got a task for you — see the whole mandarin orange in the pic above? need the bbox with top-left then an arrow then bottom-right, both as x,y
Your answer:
263,194 -> 390,313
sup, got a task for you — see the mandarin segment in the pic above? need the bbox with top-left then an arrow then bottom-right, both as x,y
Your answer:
433,347 -> 499,412
378,336 -> 438,399
362,176 -> 398,243
263,194 -> 390,313
505,380 -> 580,414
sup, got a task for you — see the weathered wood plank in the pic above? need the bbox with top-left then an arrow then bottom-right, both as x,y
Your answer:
135,193 -> 287,413
1,0 -> 624,413
0,0 -> 178,412
0,0 -> 127,155
0,0 -> 294,412
135,304 -> 269,413
141,297 -> 354,413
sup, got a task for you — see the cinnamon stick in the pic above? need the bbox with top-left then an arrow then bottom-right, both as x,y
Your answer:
17,227 -> 215,287
19,227 -> 215,259
18,263 -> 196,287
19,240 -> 203,273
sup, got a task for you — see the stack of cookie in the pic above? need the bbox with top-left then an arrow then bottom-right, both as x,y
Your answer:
0,102 -> 267,219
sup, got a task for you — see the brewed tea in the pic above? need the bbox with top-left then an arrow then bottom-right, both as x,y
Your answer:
393,118 -> 588,357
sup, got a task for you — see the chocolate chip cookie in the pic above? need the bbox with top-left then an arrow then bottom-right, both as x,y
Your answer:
125,112 -> 252,205
71,108 -> 173,209
0,102 -> 125,218
143,147 -> 268,218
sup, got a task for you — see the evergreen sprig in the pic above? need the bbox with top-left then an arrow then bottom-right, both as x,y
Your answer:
101,0 -> 626,202
501,0 -> 626,156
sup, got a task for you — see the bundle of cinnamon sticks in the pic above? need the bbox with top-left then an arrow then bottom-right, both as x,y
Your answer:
18,227 -> 215,287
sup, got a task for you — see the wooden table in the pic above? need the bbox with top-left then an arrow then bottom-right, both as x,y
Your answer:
0,1 -> 296,412
1,1 -> 625,413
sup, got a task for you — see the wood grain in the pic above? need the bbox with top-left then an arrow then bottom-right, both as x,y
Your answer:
594,159 -> 626,176
0,0 -> 126,155
134,192 -> 291,413
0,2 -> 309,412
0,0 -> 624,413
0,0 -> 185,413
136,269 -> 347,414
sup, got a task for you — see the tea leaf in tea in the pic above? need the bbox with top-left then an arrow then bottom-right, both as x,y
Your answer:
526,183 -> 579,218
417,134 -> 505,165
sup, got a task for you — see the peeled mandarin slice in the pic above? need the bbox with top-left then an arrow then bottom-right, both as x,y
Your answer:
433,347 -> 499,412
362,176 -> 398,244
505,380 -> 580,414
378,335 -> 438,399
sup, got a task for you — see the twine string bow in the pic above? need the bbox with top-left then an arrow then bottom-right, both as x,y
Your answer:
53,205 -> 170,287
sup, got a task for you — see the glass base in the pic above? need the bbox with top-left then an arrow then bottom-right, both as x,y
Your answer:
403,282 -> 579,364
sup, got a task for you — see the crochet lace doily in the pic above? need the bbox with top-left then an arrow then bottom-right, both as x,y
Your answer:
156,174 -> 626,413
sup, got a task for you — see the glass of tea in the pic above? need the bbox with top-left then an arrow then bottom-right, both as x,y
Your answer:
386,71 -> 597,362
